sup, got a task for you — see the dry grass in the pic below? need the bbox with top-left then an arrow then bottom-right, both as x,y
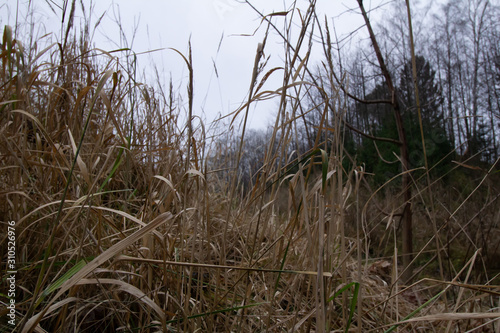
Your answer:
1,1 -> 499,332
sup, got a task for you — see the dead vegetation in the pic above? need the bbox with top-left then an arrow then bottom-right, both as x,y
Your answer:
0,1 -> 499,332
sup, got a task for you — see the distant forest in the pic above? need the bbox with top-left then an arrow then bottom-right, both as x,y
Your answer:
221,0 -> 500,189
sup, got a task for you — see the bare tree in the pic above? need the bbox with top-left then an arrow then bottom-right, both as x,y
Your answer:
354,0 -> 414,282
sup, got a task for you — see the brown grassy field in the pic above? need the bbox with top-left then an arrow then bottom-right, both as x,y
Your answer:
1,1 -> 499,332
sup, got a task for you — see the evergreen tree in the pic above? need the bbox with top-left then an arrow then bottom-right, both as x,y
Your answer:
357,56 -> 454,184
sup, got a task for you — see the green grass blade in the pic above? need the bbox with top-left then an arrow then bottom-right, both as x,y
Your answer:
36,260 -> 87,307
326,281 -> 360,333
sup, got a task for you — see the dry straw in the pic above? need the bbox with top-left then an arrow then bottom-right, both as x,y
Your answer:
1,1 -> 499,332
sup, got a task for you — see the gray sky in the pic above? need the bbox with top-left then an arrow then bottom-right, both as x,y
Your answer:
1,0 -> 383,129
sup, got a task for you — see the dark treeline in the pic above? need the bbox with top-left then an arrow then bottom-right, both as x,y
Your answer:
226,0 -> 500,189
313,0 -> 500,175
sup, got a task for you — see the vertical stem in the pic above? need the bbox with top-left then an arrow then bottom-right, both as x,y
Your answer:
405,0 -> 445,284
316,194 -> 326,332
356,0 -> 413,282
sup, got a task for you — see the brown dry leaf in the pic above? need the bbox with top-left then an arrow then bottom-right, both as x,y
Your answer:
394,312 -> 500,324
67,128 -> 91,186
75,278 -> 166,322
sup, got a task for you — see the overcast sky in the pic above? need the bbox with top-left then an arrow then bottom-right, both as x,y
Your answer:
1,0 -> 385,130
